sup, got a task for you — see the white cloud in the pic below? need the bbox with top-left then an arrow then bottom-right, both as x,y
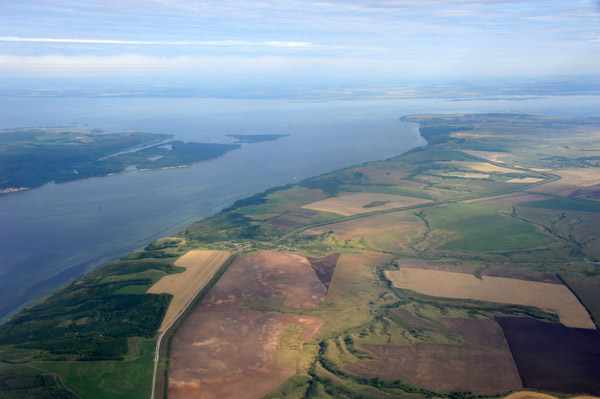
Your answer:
0,36 -> 324,48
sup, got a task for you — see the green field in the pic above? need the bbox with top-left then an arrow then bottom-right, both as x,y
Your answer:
424,203 -> 555,252
521,197 -> 600,213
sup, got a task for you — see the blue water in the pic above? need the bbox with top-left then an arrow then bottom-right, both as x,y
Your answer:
1,95 -> 599,322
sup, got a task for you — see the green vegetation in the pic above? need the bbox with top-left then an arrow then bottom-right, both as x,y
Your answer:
0,250 -> 190,363
30,340 -> 156,399
425,203 -> 555,252
2,114 -> 600,398
521,197 -> 600,213
226,134 -> 289,143
0,128 -> 240,191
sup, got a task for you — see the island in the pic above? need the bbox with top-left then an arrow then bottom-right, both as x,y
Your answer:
1,114 -> 599,399
0,128 -> 289,193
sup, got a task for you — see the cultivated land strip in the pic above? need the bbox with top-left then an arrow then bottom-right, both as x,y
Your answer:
151,252 -> 238,399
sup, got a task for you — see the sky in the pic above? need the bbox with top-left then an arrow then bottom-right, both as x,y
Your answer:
0,0 -> 599,84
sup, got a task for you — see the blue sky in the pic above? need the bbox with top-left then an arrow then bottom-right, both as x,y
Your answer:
0,0 -> 599,81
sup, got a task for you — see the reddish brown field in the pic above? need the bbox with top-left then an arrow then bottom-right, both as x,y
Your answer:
168,251 -> 329,399
345,318 -> 522,393
497,317 -> 600,395
475,193 -> 549,206
306,253 -> 340,290
264,208 -> 321,232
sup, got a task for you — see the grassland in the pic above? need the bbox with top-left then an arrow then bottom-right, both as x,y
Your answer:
2,113 -> 600,398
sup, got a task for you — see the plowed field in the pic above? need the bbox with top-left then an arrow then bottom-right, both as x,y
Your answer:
345,318 -> 522,393
168,251 -> 329,399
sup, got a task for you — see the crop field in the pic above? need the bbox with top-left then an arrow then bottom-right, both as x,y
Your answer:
560,275 -> 600,329
520,197 -> 600,213
385,268 -> 595,329
459,149 -> 513,163
302,193 -> 431,216
423,203 -> 556,252
505,392 -> 600,399
238,187 -> 326,218
437,160 -> 525,174
168,251 -> 335,398
325,252 -> 389,301
169,309 -> 323,399
303,211 -> 424,253
344,318 -> 522,393
497,317 -> 600,395
530,168 -> 600,196
506,177 -> 545,183
263,208 -> 323,231
147,250 -> 230,331
474,193 -> 549,205
434,171 -> 490,179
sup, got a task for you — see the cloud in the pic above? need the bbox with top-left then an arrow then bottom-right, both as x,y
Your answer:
0,36 -> 325,48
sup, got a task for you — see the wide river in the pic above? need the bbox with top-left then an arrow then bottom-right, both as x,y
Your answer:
1,95 -> 599,322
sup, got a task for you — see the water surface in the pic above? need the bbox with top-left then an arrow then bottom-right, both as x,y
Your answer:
1,95 -> 599,322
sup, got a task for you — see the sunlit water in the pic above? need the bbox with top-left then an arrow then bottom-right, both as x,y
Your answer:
1,95 -> 599,322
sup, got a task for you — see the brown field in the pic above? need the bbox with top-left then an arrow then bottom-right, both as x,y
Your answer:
345,318 -> 522,393
147,250 -> 230,331
482,269 -> 562,284
301,193 -> 431,216
497,317 -> 600,395
326,252 -> 389,301
459,149 -> 512,163
303,211 -> 424,253
385,268 -> 595,329
169,309 -> 323,399
306,253 -> 340,290
437,160 -> 525,174
530,168 -> 600,196
474,193 -> 549,205
570,183 -> 600,198
263,208 -> 321,231
506,177 -> 545,183
169,251 -> 330,399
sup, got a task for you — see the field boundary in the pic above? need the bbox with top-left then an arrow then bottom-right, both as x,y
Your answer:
151,252 -> 238,399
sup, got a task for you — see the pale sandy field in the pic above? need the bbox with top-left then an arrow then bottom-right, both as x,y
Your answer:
148,250 -> 231,331
301,193 -> 431,216
460,149 -> 512,163
437,161 -> 525,174
505,392 -> 599,399
530,168 -> 600,196
385,268 -> 595,329
506,177 -> 545,183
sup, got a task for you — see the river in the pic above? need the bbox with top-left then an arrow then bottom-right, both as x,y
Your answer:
1,95 -> 599,322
